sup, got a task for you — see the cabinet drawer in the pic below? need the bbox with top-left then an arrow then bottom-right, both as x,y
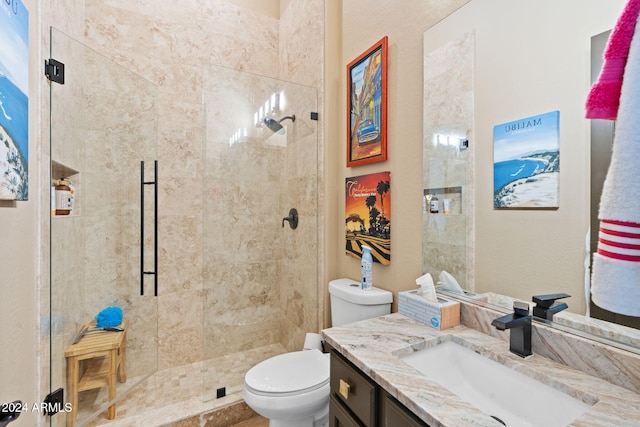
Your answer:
380,392 -> 429,427
330,394 -> 363,427
330,350 -> 376,426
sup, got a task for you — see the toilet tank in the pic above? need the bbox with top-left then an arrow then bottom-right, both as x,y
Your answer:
329,278 -> 393,327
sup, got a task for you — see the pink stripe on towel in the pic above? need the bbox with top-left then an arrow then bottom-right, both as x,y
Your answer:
599,238 -> 640,250
585,0 -> 640,120
597,220 -> 640,262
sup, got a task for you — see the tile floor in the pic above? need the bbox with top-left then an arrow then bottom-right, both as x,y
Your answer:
70,344 -> 286,427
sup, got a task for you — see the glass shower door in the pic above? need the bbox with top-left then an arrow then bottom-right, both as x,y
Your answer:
49,28 -> 158,427
202,65 -> 319,401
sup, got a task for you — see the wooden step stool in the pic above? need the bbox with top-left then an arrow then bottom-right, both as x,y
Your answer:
65,318 -> 127,427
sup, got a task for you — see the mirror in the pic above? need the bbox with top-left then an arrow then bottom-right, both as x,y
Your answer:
422,0 -> 640,351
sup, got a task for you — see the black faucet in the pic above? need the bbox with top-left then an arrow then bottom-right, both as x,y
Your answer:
532,293 -> 570,320
491,301 -> 532,358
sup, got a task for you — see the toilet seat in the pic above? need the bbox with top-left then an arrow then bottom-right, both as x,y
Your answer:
244,349 -> 329,397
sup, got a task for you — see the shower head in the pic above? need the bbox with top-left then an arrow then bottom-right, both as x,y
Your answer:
263,117 -> 283,133
263,115 -> 296,133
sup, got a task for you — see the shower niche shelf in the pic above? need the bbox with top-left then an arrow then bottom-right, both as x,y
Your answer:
52,160 -> 80,217
424,186 -> 462,215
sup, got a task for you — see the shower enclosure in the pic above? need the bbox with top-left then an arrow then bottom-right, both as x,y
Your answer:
49,28 -> 319,426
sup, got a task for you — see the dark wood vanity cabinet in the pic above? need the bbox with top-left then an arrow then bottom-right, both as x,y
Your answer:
329,349 -> 429,427
330,349 -> 377,426
379,392 -> 427,427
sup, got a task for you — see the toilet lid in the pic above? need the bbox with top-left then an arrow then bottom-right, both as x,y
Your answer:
245,349 -> 329,394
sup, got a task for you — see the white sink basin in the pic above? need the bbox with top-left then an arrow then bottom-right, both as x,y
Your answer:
401,340 -> 592,427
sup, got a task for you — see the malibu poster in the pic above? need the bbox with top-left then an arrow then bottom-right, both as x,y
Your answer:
493,111 -> 559,209
0,0 -> 29,200
345,171 -> 390,265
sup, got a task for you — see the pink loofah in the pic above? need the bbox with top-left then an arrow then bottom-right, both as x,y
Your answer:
585,0 -> 640,120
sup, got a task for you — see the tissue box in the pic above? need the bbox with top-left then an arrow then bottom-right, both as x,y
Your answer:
398,290 -> 460,330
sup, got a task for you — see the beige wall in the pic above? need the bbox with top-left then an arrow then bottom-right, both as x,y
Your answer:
333,0 -> 469,313
322,0 -> 342,327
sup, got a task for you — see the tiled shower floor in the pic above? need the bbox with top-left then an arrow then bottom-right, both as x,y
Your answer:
79,343 -> 286,427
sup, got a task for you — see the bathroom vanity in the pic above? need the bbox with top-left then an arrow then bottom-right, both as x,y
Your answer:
330,348 -> 426,426
322,312 -> 640,426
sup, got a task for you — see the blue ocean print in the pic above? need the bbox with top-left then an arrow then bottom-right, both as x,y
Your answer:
0,75 -> 29,161
493,111 -> 560,208
0,0 -> 29,200
493,159 -> 547,192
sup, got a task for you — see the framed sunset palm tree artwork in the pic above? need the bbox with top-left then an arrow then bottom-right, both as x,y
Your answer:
345,171 -> 391,265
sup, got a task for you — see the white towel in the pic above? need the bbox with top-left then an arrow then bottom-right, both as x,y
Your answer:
591,14 -> 640,317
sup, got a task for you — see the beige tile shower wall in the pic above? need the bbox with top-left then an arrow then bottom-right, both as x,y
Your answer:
279,0 -> 323,88
422,31 -> 474,290
48,0 -> 86,40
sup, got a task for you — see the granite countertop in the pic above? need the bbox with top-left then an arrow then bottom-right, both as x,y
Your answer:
322,313 -> 640,427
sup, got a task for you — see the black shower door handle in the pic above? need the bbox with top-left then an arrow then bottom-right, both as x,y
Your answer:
140,160 -> 158,296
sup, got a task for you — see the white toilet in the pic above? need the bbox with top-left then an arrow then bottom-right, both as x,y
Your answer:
242,278 -> 393,427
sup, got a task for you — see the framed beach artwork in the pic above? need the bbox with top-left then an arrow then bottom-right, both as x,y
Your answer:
345,171 -> 391,265
346,36 -> 388,167
0,0 -> 29,200
493,111 -> 560,209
